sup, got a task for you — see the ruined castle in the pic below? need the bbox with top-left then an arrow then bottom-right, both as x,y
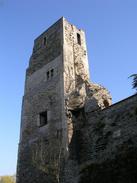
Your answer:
17,17 -> 137,183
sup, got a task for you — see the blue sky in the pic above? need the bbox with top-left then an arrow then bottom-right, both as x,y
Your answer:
0,0 -> 137,175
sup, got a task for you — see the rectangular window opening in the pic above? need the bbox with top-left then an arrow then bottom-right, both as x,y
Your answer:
77,33 -> 81,45
47,71 -> 50,80
39,111 -> 48,127
44,37 -> 47,46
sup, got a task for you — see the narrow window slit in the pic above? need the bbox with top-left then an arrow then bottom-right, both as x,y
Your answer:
44,37 -> 47,46
77,33 -> 81,45
47,71 -> 50,80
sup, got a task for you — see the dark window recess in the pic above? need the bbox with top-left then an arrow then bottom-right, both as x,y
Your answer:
103,100 -> 109,108
77,33 -> 81,45
39,111 -> 48,127
47,71 -> 50,80
51,69 -> 54,77
44,37 -> 47,46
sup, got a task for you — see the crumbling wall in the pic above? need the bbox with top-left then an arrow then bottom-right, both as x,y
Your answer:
62,81 -> 112,183
62,93 -> 137,183
62,20 -> 137,182
62,19 -> 113,183
80,94 -> 137,183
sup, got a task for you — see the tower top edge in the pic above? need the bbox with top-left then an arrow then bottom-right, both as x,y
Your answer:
34,17 -> 84,42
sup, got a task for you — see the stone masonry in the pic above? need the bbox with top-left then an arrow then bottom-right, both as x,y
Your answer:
17,17 -> 137,183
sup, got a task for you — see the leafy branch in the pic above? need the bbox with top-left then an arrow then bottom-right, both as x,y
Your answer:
129,74 -> 137,92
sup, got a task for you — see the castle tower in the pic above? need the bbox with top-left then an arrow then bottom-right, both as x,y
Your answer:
17,17 -> 90,183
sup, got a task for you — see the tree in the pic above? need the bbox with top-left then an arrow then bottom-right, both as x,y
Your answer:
129,74 -> 137,93
0,176 -> 15,183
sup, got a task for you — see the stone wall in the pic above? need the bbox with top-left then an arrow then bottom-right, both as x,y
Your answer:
27,18 -> 63,76
61,19 -> 91,183
79,94 -> 137,183
63,18 -> 90,97
17,18 -> 65,183
17,17 -> 137,183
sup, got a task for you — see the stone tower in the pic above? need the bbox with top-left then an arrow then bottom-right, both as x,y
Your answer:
17,17 -> 111,183
17,17 -> 89,183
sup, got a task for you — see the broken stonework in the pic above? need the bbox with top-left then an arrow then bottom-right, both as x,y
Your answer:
85,82 -> 112,113
17,17 -> 137,183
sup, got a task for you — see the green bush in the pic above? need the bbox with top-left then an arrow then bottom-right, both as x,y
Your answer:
0,176 -> 15,183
